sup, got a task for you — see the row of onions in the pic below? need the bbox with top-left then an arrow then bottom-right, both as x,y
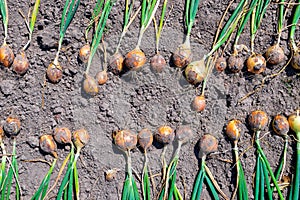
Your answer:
111,109 -> 300,199
0,116 -> 90,200
1,0 -> 299,100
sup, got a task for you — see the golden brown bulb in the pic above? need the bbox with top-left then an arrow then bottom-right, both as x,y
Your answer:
155,125 -> 175,145
176,125 -> 193,144
0,126 -> 4,141
248,110 -> 268,131
108,52 -> 124,75
78,44 -> 90,63
215,56 -> 227,72
124,48 -> 146,71
265,45 -> 285,65
53,127 -> 72,145
199,134 -> 218,158
113,130 -> 137,151
291,51 -> 300,70
12,51 -> 29,75
191,95 -> 206,112
73,128 -> 90,149
288,110 -> 300,133
172,42 -> 192,68
3,116 -> 21,137
150,54 -> 167,73
96,70 -> 108,85
227,55 -> 244,73
246,54 -> 266,74
83,74 -> 99,96
39,134 -> 58,158
226,119 -> 243,141
0,44 -> 14,67
185,60 -> 207,85
272,115 -> 289,137
47,62 -> 63,83
138,128 -> 153,151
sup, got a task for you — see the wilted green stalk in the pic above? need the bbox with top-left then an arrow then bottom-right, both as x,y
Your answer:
158,141 -> 183,200
142,152 -> 151,200
0,0 -> 8,45
31,159 -> 57,200
254,131 -> 284,200
191,156 -> 224,200
53,0 -> 80,66
250,0 -> 271,53
154,0 -> 168,54
85,0 -> 113,74
115,0 -> 140,53
136,0 -> 160,48
288,110 -> 300,200
184,0 -> 200,44
19,0 -> 40,50
276,0 -> 285,44
122,150 -> 140,200
1,138 -> 21,200
0,136 -> 6,192
56,144 -> 81,200
289,0 -> 300,52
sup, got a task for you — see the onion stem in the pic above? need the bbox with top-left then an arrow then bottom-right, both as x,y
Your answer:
289,0 -> 300,52
255,131 -> 284,200
250,0 -> 271,53
154,0 -> 168,54
0,0 -> 8,45
53,0 -> 80,65
289,131 -> 300,200
142,151 -> 151,200
115,0 -> 141,53
85,0 -> 113,74
136,0 -> 160,49
31,158 -> 57,200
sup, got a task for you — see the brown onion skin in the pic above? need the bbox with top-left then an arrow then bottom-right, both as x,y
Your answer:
191,95 -> 206,112
215,56 -> 227,72
78,44 -> 90,63
83,74 -> 99,96
124,48 -> 146,71
272,115 -> 289,137
113,130 -> 137,151
53,127 -> 72,145
265,45 -> 285,65
150,54 -> 167,73
199,134 -> 218,158
172,43 -> 192,68
0,44 -> 14,67
47,62 -> 63,83
39,134 -> 58,158
185,60 -> 206,85
12,51 -> 29,75
288,111 -> 300,133
227,55 -> 244,73
3,116 -> 21,137
0,126 -> 4,141
291,52 -> 300,70
108,52 -> 124,75
248,110 -> 268,131
73,128 -> 90,149
246,54 -> 266,74
96,70 -> 108,85
176,125 -> 193,144
226,119 -> 243,141
138,128 -> 153,151
155,125 -> 175,145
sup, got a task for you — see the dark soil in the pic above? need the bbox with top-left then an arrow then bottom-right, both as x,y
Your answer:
0,0 -> 299,200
